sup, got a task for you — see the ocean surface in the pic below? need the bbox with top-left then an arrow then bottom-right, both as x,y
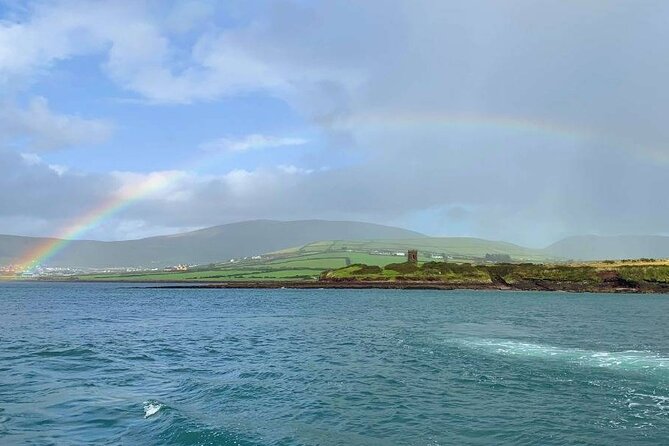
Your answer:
1,283 -> 668,445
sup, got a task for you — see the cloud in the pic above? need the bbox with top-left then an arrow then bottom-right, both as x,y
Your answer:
277,164 -> 314,175
204,0 -> 669,244
199,134 -> 308,153
0,149 -> 117,225
0,149 -> 318,240
0,1 -> 284,102
0,97 -> 113,151
3,1 -> 669,245
20,152 -> 68,175
2,140 -> 668,246
0,1 -> 359,103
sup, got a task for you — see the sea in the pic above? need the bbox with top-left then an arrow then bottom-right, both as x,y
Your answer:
1,282 -> 668,445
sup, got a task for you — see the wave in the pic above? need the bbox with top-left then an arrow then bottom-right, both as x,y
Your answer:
455,338 -> 669,376
143,401 -> 163,418
35,347 -> 96,358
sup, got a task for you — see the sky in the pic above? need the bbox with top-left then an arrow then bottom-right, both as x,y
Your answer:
1,0 -> 668,247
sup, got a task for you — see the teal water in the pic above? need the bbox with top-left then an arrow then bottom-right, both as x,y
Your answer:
1,283 -> 668,445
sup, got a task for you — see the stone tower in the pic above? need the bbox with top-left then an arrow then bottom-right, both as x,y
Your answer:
407,249 -> 418,263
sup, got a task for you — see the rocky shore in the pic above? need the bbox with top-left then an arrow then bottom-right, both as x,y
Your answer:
146,278 -> 669,293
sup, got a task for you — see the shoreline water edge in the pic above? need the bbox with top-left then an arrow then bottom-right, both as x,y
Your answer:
137,279 -> 669,293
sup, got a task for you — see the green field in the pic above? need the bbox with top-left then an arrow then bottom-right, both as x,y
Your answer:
274,238 -> 548,261
324,260 -> 669,290
70,237 -> 556,282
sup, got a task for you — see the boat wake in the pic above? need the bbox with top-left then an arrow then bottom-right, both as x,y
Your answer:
455,338 -> 669,376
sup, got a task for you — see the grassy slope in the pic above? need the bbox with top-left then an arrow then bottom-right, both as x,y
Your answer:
279,238 -> 546,260
324,260 -> 669,288
71,237 -> 553,282
0,220 -> 425,269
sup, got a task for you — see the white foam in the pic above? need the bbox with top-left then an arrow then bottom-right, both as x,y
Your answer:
635,393 -> 669,404
143,401 -> 163,418
455,338 -> 669,375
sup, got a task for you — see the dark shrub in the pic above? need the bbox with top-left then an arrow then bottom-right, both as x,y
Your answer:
353,264 -> 383,275
385,262 -> 419,274
448,263 -> 477,274
487,263 -> 516,277
421,261 -> 449,272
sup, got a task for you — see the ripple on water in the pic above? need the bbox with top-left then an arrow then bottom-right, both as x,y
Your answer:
1,285 -> 669,445
34,347 -> 97,358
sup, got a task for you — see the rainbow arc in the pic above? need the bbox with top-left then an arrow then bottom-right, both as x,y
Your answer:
15,112 -> 642,272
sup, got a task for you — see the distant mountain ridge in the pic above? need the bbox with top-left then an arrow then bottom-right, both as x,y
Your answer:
0,220 -> 425,268
3,222 -> 669,268
544,235 -> 669,260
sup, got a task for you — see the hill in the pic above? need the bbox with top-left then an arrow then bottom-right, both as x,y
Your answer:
0,220 -> 424,269
545,235 -> 669,260
277,238 -> 546,261
9,222 -> 669,274
319,260 -> 669,293
72,236 -> 553,282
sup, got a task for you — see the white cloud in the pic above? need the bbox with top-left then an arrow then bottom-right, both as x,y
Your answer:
199,134 -> 308,153
19,152 -> 42,165
3,1 -> 669,244
110,169 -> 189,202
0,1 -> 361,103
0,2 -> 278,102
20,152 -> 68,175
0,97 -> 113,151
277,164 -> 314,175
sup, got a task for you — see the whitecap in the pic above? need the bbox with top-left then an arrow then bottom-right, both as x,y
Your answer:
143,401 -> 163,418
454,338 -> 669,376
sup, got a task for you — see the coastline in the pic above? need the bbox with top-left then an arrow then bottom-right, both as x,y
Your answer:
5,275 -> 669,293
139,279 -> 669,293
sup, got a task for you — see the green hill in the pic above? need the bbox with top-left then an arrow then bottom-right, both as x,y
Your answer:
74,236 -> 554,282
286,238 -> 548,261
0,220 -> 424,268
321,260 -> 669,293
8,219 -> 669,273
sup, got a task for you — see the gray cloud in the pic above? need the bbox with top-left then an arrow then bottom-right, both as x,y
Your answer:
215,0 -> 669,243
0,97 -> 113,151
0,149 -> 117,229
2,1 -> 669,244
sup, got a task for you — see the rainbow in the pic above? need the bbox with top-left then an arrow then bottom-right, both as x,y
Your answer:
339,110 -> 662,160
337,110 -> 591,135
13,111 -> 651,273
16,170 -> 186,272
